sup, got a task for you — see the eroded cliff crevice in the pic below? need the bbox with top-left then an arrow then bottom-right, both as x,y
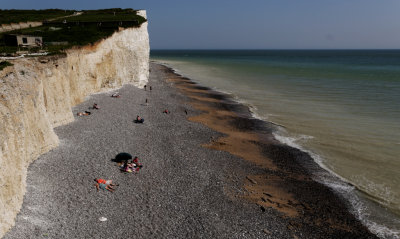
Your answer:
0,20 -> 149,237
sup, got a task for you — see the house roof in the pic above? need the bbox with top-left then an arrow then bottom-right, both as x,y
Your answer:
6,34 -> 42,38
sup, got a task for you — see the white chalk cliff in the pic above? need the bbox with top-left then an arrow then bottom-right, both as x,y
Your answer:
0,17 -> 149,237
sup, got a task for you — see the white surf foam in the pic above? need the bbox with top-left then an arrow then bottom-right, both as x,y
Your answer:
155,60 -> 400,238
273,131 -> 400,239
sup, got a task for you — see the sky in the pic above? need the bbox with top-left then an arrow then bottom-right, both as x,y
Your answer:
2,0 -> 400,49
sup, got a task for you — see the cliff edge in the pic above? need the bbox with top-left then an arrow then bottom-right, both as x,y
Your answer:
0,17 -> 149,237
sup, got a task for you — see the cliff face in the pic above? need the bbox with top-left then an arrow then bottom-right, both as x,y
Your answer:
0,20 -> 149,237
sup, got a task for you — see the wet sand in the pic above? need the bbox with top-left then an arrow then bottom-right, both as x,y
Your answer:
4,62 -> 377,238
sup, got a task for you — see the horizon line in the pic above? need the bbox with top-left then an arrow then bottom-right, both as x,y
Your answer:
150,48 -> 400,51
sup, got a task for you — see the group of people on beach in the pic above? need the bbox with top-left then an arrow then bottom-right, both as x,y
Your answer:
90,89 -> 149,192
143,85 -> 152,91
87,85 -> 175,193
94,155 -> 143,192
120,156 -> 143,173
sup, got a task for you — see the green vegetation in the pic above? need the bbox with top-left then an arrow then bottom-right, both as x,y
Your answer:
0,9 -> 74,24
51,8 -> 145,23
0,61 -> 13,71
0,8 -> 146,55
0,45 -> 18,54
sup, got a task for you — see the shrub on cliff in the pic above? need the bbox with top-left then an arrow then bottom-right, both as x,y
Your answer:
0,61 -> 13,71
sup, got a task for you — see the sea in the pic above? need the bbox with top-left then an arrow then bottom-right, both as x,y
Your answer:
151,50 -> 400,238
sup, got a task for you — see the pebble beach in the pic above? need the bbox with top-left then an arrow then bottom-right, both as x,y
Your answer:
4,63 -> 378,239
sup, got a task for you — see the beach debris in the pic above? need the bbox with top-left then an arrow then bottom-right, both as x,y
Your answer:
111,92 -> 120,98
262,229 -> 270,234
260,205 -> 266,212
99,217 -> 107,222
261,197 -> 267,202
246,176 -> 257,184
263,192 -> 272,198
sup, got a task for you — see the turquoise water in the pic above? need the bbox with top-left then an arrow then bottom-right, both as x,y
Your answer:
151,50 -> 400,238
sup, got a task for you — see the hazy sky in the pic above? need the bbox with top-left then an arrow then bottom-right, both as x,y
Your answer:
2,0 -> 400,49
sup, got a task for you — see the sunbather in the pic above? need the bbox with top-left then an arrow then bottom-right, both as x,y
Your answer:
135,115 -> 144,123
121,161 -> 133,173
93,103 -> 100,109
111,93 -> 120,98
94,178 -> 118,186
77,111 -> 91,116
131,157 -> 143,172
94,182 -> 115,192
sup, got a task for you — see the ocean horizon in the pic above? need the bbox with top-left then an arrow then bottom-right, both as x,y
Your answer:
151,49 -> 400,238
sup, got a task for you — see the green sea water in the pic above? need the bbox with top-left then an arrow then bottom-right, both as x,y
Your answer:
151,50 -> 400,238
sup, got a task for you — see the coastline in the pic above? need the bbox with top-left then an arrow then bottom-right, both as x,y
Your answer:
4,62 -> 377,238
161,63 -> 378,238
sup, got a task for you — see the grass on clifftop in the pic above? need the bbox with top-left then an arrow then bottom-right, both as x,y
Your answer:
0,9 -> 75,24
51,8 -> 145,23
0,8 -> 146,55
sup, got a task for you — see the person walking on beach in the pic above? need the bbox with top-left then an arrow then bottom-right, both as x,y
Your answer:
144,85 -> 147,91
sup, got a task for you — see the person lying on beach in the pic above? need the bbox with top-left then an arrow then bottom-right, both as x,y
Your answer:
94,178 -> 119,187
135,115 -> 144,123
120,161 -> 134,173
132,157 -> 143,166
131,157 -> 143,172
77,111 -> 91,116
132,157 -> 140,165
111,93 -> 120,98
93,103 -> 100,109
94,182 -> 115,192
163,109 -> 170,114
134,163 -> 143,172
